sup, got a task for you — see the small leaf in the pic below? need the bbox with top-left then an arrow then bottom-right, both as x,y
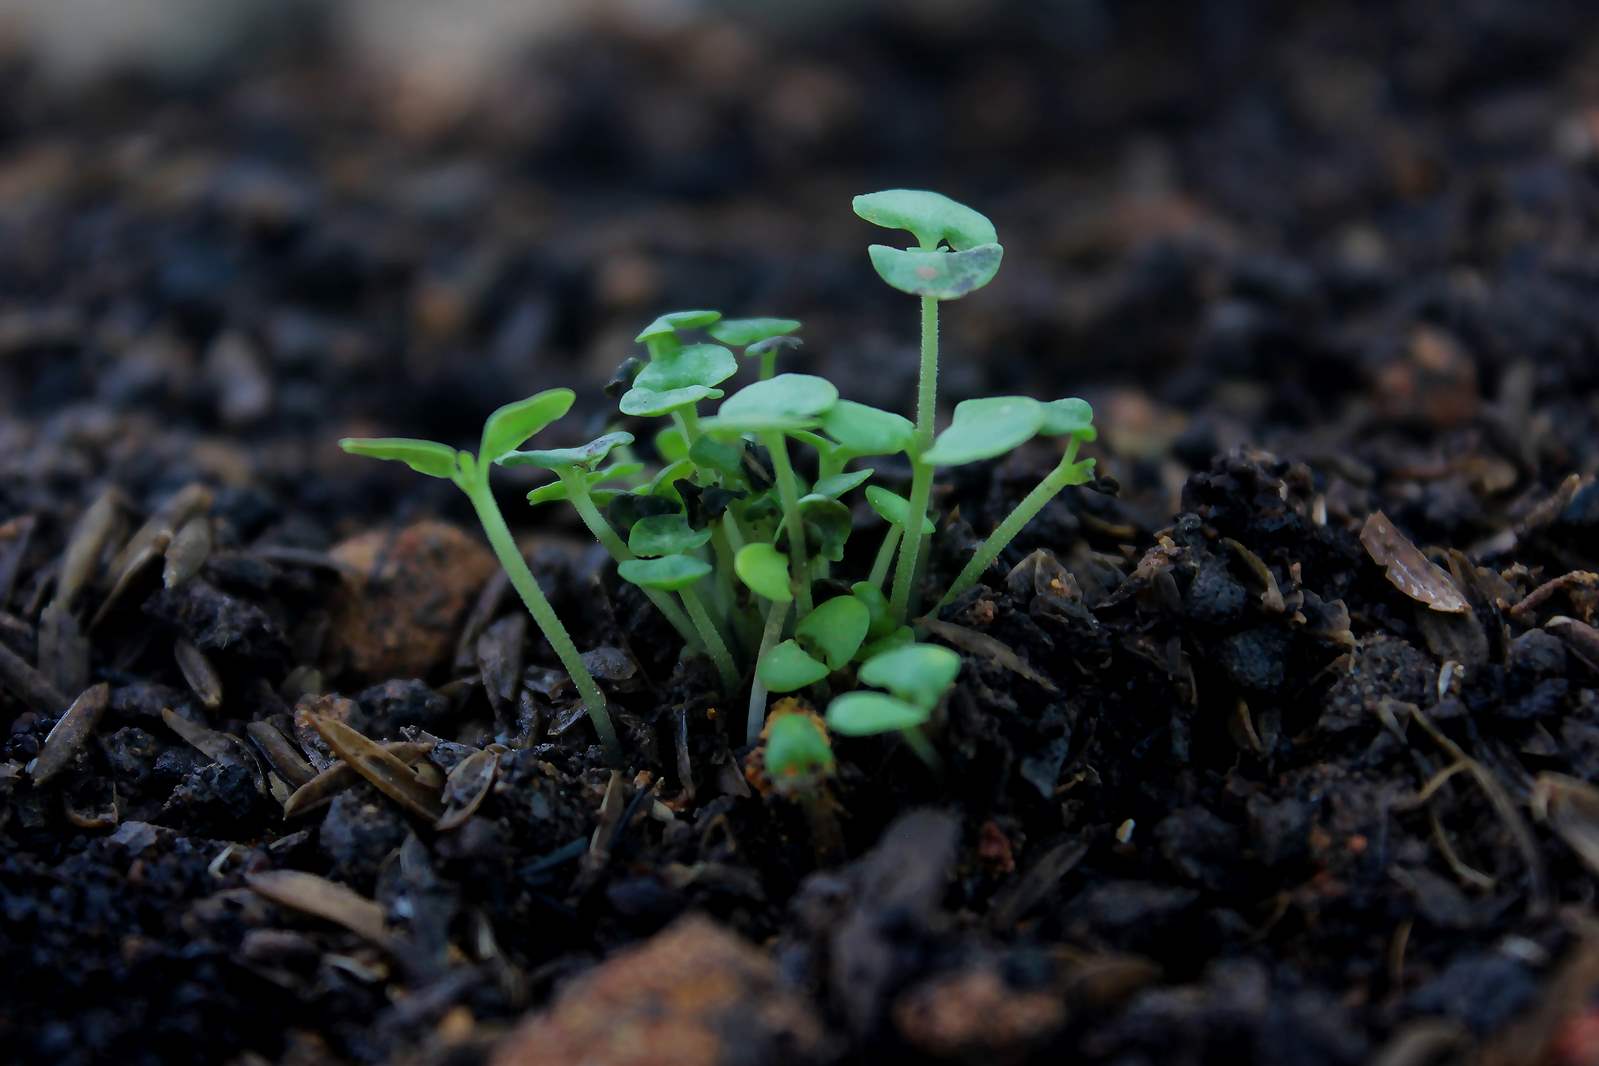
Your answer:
867,243 -> 1003,300
689,435 -> 745,480
757,640 -> 830,692
923,396 -> 1044,466
636,310 -> 721,344
736,543 -> 792,602
821,400 -> 916,456
637,458 -> 696,500
525,461 -> 644,506
634,343 -> 738,392
826,691 -> 929,736
340,437 -> 459,479
480,388 -> 575,463
707,317 -> 801,347
852,189 -> 997,250
859,625 -> 914,662
812,469 -> 874,499
764,712 -> 835,782
709,374 -> 839,433
798,494 -> 852,562
796,596 -> 870,669
620,384 -> 724,417
628,513 -> 712,557
617,554 -> 712,591
860,643 -> 961,707
499,430 -> 635,471
865,485 -> 935,535
851,581 -> 895,641
1039,397 -> 1096,440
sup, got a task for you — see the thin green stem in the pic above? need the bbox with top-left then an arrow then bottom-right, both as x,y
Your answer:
674,405 -> 703,449
900,726 -> 942,774
746,598 -> 789,745
679,586 -> 739,694
709,520 -> 738,626
759,349 -> 777,381
915,294 -> 939,446
463,471 -> 619,761
936,438 -> 1087,610
761,430 -> 813,616
558,470 -> 702,651
868,525 -> 901,590
889,458 -> 933,623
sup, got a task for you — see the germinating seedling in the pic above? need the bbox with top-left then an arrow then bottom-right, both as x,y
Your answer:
339,189 -> 1095,768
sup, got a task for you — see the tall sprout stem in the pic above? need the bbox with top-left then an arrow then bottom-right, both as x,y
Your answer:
937,438 -> 1087,610
557,470 -> 703,652
891,294 -> 940,624
746,598 -> 789,744
463,472 -> 619,761
762,431 -> 813,616
759,350 -> 777,380
868,525 -> 902,590
678,586 -> 740,694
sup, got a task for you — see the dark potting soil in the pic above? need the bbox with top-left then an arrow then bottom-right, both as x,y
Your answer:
6,1 -> 1599,1063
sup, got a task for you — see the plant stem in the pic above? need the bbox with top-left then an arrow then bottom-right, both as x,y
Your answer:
746,598 -> 789,745
868,525 -> 901,590
936,438 -> 1087,610
679,585 -> 740,694
558,470 -> 702,651
900,726 -> 942,773
759,349 -> 777,381
915,294 -> 939,445
463,473 -> 619,761
761,430 -> 813,616
889,458 -> 932,623
678,405 -> 703,444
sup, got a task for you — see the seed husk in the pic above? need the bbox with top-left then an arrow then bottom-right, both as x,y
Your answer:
29,682 -> 109,786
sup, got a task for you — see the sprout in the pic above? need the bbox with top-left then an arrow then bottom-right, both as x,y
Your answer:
825,642 -> 960,769
342,389 -> 621,762
757,640 -> 829,693
762,708 -> 836,791
922,397 -> 1046,466
620,545 -> 738,694
864,485 -> 935,592
636,309 -> 722,358
708,317 -> 802,380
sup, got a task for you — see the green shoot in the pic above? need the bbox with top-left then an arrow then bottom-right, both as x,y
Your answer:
825,642 -> 961,770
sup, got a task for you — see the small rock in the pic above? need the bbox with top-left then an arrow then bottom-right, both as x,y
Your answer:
492,915 -> 823,1066
320,787 -> 409,888
326,521 -> 496,680
895,966 -> 1064,1061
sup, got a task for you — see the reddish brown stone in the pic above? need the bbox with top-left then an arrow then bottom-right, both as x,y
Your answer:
894,967 -> 1064,1063
326,520 -> 496,680
492,916 -> 822,1066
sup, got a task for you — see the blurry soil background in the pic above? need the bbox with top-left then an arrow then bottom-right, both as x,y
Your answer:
6,0 -> 1599,1063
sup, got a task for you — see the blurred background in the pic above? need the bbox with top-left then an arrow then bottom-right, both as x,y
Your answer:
2,0 -> 1598,543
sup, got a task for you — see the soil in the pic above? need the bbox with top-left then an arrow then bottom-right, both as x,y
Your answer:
5,2 -> 1599,1063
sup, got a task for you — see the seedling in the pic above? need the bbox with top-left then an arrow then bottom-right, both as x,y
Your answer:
825,643 -> 960,769
341,390 -> 620,762
338,189 -> 1095,771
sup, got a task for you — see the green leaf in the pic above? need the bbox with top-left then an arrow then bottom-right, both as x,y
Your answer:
524,460 -> 643,506
628,513 -> 712,557
617,554 -> 711,591
860,643 -> 961,707
796,596 -> 869,670
636,310 -> 721,344
851,581 -> 895,641
867,244 -> 1003,301
811,469 -> 874,499
1040,397 -> 1096,440
826,691 -> 929,736
797,495 -> 852,562
637,458 -> 696,501
821,400 -> 915,457
852,189 -> 997,250
859,625 -> 914,661
655,425 -> 689,463
688,435 -> 745,480
864,486 -> 935,535
707,317 -> 800,347
709,374 -> 839,434
764,713 -> 835,781
619,384 -> 724,417
480,388 -> 575,463
922,396 -> 1044,466
757,640 -> 830,692
340,437 -> 459,479
499,430 -> 635,471
634,343 -> 738,393
735,543 -> 791,602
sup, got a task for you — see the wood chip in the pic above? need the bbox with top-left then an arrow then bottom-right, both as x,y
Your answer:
28,682 -> 108,786
310,714 -> 443,821
280,739 -> 434,818
437,748 -> 498,831
175,638 -> 224,710
1359,511 -> 1469,613
246,870 -> 392,947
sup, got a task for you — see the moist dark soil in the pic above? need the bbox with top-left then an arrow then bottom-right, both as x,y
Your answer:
6,2 -> 1599,1063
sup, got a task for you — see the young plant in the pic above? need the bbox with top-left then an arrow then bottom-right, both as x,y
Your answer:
341,390 -> 621,761
825,643 -> 961,769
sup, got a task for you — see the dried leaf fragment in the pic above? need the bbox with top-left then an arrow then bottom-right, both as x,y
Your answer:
310,714 -> 443,821
280,739 -> 433,818
1360,511 -> 1469,613
437,748 -> 499,831
246,870 -> 392,947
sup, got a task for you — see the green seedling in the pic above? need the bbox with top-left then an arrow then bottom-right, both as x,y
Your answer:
762,708 -> 836,791
708,317 -> 801,380
825,642 -> 960,769
853,189 -> 1004,626
341,389 -> 620,762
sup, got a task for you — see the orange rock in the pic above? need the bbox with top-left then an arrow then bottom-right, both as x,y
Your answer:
895,967 -> 1064,1062
492,916 -> 822,1066
326,520 -> 496,680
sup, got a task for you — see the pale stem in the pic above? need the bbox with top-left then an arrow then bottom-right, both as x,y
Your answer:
761,430 -> 813,616
678,585 -> 740,694
746,597 -> 790,745
868,524 -> 902,590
